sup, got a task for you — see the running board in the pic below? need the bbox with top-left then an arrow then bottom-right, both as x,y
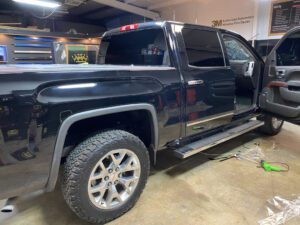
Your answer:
174,120 -> 264,159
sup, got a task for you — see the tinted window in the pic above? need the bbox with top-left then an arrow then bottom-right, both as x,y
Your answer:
99,29 -> 170,66
254,39 -> 278,58
182,28 -> 224,67
223,35 -> 254,61
277,32 -> 300,66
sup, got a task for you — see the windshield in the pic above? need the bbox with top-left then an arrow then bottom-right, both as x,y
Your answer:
99,29 -> 170,66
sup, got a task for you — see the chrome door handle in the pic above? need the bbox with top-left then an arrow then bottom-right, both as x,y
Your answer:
188,80 -> 204,86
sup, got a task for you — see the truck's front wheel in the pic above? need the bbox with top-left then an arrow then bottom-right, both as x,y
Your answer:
62,130 -> 150,224
260,115 -> 284,136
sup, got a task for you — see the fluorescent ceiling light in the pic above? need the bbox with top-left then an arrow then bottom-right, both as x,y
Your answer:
13,0 -> 61,8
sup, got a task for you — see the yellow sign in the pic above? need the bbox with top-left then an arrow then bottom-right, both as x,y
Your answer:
71,53 -> 89,64
212,16 -> 254,28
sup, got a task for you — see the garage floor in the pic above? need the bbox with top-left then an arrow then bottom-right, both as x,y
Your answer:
2,123 -> 300,225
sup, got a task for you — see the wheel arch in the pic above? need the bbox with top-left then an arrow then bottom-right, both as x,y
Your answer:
45,103 -> 158,192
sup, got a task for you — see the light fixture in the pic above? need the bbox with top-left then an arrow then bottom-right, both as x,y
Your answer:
58,83 -> 97,89
13,0 -> 61,8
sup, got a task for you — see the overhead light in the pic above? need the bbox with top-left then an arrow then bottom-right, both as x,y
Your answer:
13,0 -> 61,8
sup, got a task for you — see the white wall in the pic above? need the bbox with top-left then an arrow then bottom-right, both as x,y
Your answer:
158,0 -> 257,40
256,0 -> 283,40
155,0 -> 283,41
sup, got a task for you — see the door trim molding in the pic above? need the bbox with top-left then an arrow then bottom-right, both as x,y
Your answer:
187,111 -> 234,127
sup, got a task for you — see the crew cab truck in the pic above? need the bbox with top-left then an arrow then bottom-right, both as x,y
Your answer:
0,21 -> 300,224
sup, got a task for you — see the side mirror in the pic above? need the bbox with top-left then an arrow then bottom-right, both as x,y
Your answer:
244,61 -> 255,77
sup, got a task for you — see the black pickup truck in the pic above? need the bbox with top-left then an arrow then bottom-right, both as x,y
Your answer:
0,21 -> 300,223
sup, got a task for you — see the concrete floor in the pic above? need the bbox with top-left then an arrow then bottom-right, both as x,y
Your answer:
2,123 -> 300,225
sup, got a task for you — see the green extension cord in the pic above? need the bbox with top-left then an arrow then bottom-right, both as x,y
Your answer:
260,160 -> 289,172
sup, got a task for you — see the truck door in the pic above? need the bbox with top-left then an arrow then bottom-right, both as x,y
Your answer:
176,25 -> 236,136
260,27 -> 300,124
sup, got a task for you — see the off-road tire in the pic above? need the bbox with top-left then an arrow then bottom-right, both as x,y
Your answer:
62,130 -> 150,224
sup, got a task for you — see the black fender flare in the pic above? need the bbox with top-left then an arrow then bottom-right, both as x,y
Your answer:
45,103 -> 158,192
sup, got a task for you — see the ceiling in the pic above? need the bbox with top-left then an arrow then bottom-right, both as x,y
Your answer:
0,0 -> 190,33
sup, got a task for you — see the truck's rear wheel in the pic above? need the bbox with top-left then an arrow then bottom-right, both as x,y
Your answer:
260,115 -> 284,136
62,130 -> 150,224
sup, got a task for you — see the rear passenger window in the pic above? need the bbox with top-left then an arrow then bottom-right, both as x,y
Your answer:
182,28 -> 224,67
277,32 -> 300,66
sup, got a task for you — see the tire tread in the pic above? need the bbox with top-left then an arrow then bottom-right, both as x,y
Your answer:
62,130 -> 150,224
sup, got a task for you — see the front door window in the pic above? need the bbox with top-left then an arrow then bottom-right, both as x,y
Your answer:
223,35 -> 257,112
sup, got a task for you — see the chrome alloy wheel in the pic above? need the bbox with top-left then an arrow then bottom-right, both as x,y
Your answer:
272,117 -> 283,129
88,149 -> 141,209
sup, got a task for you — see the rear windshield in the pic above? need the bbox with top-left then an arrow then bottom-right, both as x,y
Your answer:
99,29 -> 170,66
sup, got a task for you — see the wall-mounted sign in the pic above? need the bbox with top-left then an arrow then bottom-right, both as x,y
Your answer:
211,16 -> 254,28
66,45 -> 98,64
0,46 -> 7,64
270,0 -> 300,35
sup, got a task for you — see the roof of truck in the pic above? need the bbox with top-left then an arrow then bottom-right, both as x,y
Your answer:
103,20 -> 243,41
103,21 -> 224,37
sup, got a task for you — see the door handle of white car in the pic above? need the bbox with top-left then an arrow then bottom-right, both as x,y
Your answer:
188,80 -> 204,86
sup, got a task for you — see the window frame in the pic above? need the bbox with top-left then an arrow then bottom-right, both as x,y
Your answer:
180,26 -> 227,69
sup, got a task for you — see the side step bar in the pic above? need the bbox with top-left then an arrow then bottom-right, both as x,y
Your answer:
174,120 -> 264,159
